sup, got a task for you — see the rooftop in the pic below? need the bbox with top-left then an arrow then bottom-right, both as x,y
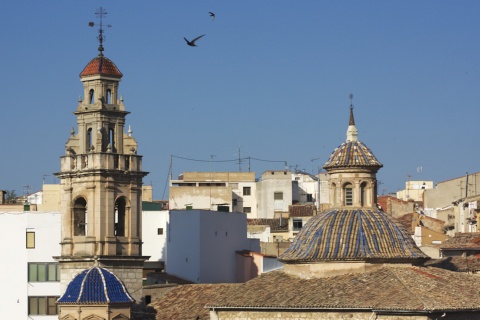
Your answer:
279,209 -> 429,263
80,55 -> 123,78
58,267 -> 134,304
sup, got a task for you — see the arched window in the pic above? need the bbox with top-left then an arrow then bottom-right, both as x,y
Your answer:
106,89 -> 111,104
87,128 -> 92,151
331,183 -> 337,206
109,128 -> 115,151
89,89 -> 94,104
73,197 -> 87,236
114,197 -> 126,237
360,182 -> 367,207
344,183 -> 353,206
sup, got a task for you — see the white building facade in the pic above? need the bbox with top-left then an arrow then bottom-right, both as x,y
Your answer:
166,210 -> 260,283
0,211 -> 61,319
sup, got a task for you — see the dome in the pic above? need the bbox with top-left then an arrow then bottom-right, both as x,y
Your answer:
57,267 -> 134,304
80,56 -> 123,78
279,209 -> 429,263
323,140 -> 383,171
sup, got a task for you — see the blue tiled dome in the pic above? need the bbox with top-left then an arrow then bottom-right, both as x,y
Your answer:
279,209 -> 429,263
58,267 -> 134,304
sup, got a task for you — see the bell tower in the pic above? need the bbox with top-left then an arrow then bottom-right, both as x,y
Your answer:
54,7 -> 148,302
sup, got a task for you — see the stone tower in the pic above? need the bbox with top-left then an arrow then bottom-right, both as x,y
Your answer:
54,11 -> 148,301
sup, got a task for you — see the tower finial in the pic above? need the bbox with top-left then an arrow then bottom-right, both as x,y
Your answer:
346,93 -> 358,142
88,7 -> 111,57
349,93 -> 355,125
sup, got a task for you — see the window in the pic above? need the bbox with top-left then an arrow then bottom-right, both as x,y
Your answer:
28,263 -> 60,282
115,197 -> 127,237
87,128 -> 92,151
107,89 -> 112,104
243,186 -> 251,196
29,296 -> 58,315
109,128 -> 115,151
274,192 -> 283,200
360,182 -> 367,207
293,219 -> 303,231
306,194 -> 313,202
73,197 -> 87,236
157,228 -> 163,235
243,207 -> 251,213
26,230 -> 35,249
89,89 -> 94,104
344,183 -> 353,206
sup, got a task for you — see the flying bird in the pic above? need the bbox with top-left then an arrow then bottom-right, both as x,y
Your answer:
184,34 -> 206,47
209,12 -> 215,21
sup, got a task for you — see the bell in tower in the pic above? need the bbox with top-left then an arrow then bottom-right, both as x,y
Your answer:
54,7 -> 149,302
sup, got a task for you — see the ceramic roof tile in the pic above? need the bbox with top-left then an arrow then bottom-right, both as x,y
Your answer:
279,209 -> 429,263
323,141 -> 382,170
204,266 -> 480,311
151,284 -> 234,320
424,256 -> 480,272
441,232 -> 480,249
247,218 -> 289,231
80,56 -> 123,78
289,204 -> 316,217
58,267 -> 134,304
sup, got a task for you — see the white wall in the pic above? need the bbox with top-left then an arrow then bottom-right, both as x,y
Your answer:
166,210 -> 260,283
0,211 -> 61,319
142,210 -> 169,262
257,171 -> 293,218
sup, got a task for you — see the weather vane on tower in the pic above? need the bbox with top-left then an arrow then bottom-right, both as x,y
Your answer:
88,7 -> 111,56
349,93 -> 354,110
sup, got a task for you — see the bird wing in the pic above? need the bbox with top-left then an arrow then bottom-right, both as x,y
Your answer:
184,37 -> 190,43
191,34 -> 206,43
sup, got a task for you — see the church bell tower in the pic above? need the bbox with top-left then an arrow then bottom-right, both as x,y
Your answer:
54,8 -> 148,301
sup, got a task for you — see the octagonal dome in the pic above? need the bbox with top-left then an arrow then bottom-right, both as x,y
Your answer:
323,140 -> 383,171
279,209 -> 429,264
80,55 -> 122,78
58,267 -> 134,304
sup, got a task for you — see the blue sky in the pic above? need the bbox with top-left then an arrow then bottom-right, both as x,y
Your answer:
1,1 -> 479,199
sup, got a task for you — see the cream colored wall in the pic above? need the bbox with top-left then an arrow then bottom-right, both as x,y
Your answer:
180,171 -> 255,182
170,186 -> 232,210
396,180 -> 433,202
58,304 -> 131,320
283,261 -> 394,279
142,185 -> 153,202
37,184 -> 60,211
169,172 -> 257,215
212,310 -> 433,319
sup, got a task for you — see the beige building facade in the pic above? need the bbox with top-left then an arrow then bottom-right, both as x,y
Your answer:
170,171 -> 257,214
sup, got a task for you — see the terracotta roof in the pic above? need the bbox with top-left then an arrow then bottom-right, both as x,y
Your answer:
279,209 -> 429,263
424,256 -> 480,272
323,140 -> 382,171
441,232 -> 480,250
247,218 -> 288,232
80,56 -> 123,78
396,212 -> 414,233
206,266 -> 480,312
289,204 -> 316,217
151,284 -> 234,320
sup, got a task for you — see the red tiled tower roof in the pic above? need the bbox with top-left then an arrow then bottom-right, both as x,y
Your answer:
80,56 -> 122,78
